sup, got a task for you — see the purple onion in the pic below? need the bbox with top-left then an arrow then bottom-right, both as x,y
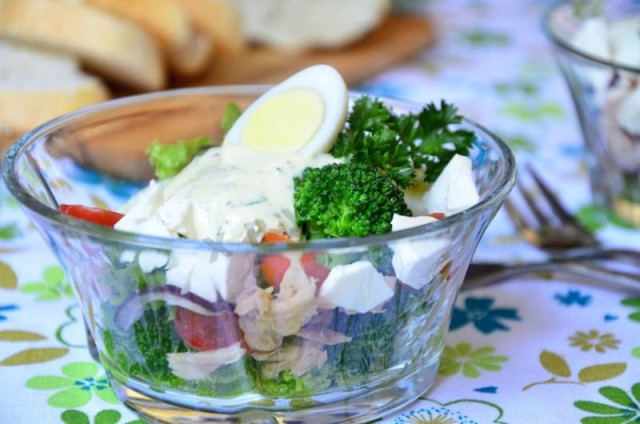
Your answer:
114,285 -> 232,329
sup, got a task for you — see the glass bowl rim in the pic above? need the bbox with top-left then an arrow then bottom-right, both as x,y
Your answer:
2,85 -> 516,254
542,1 -> 640,74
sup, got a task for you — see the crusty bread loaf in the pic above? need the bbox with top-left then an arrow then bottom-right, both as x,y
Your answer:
174,0 -> 245,56
0,0 -> 165,91
84,0 -> 215,77
233,0 -> 391,50
85,0 -> 192,51
169,29 -> 215,78
0,40 -> 109,135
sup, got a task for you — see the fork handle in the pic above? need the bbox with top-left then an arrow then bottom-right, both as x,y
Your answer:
557,247 -> 640,263
463,260 -> 640,292
590,248 -> 640,264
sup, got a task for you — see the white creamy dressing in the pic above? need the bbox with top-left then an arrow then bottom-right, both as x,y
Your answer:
116,144 -> 339,242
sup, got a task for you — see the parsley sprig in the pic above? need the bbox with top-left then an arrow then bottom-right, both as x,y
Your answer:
331,96 -> 474,187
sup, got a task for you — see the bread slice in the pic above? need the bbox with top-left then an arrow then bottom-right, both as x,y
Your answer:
0,0 -> 165,91
84,0 -> 214,77
169,28 -> 215,77
0,40 -> 109,135
174,0 -> 245,56
85,0 -> 192,51
233,0 -> 391,50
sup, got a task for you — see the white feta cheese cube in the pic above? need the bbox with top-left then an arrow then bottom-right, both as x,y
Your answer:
166,250 -> 255,304
571,17 -> 612,61
617,88 -> 640,135
390,214 -> 451,290
391,238 -> 450,290
609,16 -> 640,68
318,261 -> 394,313
424,154 -> 479,216
166,251 -> 219,303
138,250 -> 169,273
119,249 -> 136,264
115,180 -> 172,237
391,214 -> 438,231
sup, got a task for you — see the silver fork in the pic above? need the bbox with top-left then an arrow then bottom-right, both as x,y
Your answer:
463,164 -> 640,292
504,163 -> 640,262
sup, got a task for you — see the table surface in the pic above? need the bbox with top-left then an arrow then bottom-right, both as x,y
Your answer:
1,1 -> 639,423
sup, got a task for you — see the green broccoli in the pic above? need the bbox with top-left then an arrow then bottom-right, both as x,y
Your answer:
293,163 -> 411,239
103,304 -> 187,388
326,310 -> 396,386
132,304 -> 187,385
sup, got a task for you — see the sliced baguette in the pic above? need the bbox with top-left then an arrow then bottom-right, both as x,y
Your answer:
84,0 -> 214,77
0,0 -> 165,91
174,0 -> 245,56
85,0 -> 192,51
168,29 -> 215,78
0,40 -> 109,135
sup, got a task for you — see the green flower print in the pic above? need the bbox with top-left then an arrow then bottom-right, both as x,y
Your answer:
20,266 -> 73,301
499,134 -> 536,152
500,102 -> 564,122
575,383 -> 640,423
621,298 -> 640,323
577,205 -> 635,232
26,362 -> 118,408
438,343 -> 508,378
569,330 -> 620,353
61,410 -> 144,424
0,223 -> 22,240
462,30 -> 509,46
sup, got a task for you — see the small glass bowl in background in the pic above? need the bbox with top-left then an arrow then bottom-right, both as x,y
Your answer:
2,87 -> 515,423
543,1 -> 640,227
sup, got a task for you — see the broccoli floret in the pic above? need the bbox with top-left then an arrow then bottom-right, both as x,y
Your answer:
326,310 -> 397,386
133,304 -> 187,385
293,163 -> 411,239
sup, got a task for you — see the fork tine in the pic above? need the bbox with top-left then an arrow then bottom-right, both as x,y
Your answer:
515,177 -> 551,228
504,198 -> 535,238
525,164 -> 590,232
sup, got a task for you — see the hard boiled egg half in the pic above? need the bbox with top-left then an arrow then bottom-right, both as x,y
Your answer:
224,65 -> 348,155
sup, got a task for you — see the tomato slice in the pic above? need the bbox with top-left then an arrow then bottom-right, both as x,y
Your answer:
174,307 -> 243,351
261,231 -> 290,243
301,253 -> 330,284
260,255 -> 291,290
60,204 -> 124,227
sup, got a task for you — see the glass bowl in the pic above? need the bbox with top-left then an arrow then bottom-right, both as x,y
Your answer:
543,1 -> 640,226
2,87 -> 515,424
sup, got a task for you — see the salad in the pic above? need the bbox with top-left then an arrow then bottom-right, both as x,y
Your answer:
568,11 -> 640,211
60,65 -> 481,403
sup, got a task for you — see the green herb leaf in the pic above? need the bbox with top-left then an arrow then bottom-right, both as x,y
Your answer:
331,96 -> 474,187
147,136 -> 213,180
221,102 -> 242,133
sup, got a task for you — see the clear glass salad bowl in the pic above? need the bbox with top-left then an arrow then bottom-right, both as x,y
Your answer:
543,1 -> 640,226
2,87 -> 515,424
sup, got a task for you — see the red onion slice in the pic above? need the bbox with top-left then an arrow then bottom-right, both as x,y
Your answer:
114,285 -> 231,329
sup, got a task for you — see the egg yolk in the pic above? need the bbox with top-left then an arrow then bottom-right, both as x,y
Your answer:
241,89 -> 324,152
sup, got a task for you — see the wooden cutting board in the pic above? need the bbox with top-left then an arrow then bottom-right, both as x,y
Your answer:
1,14 -> 434,172
177,14 -> 434,87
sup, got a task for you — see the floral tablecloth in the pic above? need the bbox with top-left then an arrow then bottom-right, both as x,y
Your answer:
1,1 -> 639,423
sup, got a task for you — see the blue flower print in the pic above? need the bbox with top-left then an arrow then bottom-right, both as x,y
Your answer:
555,290 -> 591,307
394,406 -> 479,424
0,304 -> 18,321
449,297 -> 520,334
